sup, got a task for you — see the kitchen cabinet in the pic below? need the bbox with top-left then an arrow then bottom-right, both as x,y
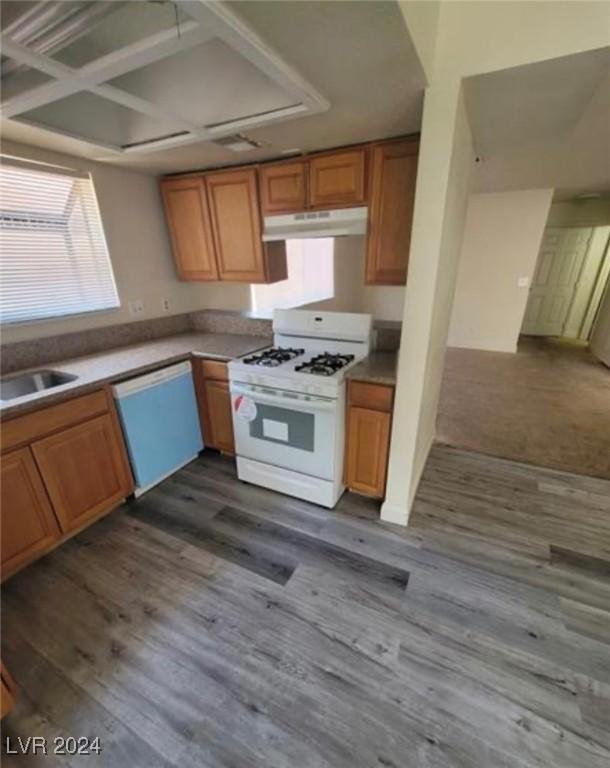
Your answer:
32,413 -> 133,534
366,138 -> 419,285
1,389 -> 133,580
344,381 -> 394,498
162,135 -> 418,286
193,359 -> 235,455
309,149 -> 367,209
1,446 -> 61,576
206,168 -> 287,283
259,161 -> 307,214
160,176 -> 218,281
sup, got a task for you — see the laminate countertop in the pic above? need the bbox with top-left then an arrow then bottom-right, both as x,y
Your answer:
346,352 -> 398,386
0,332 -> 271,419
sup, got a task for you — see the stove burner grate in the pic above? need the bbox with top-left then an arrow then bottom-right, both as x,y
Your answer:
295,352 -> 355,376
243,347 -> 304,366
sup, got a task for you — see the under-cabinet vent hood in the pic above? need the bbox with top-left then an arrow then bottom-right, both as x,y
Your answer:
262,207 -> 368,241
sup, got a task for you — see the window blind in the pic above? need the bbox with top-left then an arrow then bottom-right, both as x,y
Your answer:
0,156 -> 119,324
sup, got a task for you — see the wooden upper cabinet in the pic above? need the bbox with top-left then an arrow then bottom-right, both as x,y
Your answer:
1,447 -> 61,578
259,161 -> 307,214
366,139 -> 419,285
206,168 -> 287,283
309,149 -> 367,209
31,413 -> 132,534
161,176 -> 218,281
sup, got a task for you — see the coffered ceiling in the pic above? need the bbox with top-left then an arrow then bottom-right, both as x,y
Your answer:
0,1 -> 426,175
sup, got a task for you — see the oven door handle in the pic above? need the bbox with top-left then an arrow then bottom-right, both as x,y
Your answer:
230,385 -> 336,412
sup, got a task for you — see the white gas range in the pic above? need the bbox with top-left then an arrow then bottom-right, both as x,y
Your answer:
228,309 -> 372,508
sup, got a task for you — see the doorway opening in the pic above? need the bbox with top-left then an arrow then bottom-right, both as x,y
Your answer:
521,225 -> 610,341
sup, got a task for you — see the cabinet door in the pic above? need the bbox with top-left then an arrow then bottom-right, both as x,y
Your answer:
345,406 -> 391,498
1,447 -> 61,577
192,360 -> 235,455
32,414 -> 132,534
161,176 -> 218,281
206,169 -> 269,282
204,380 -> 235,455
309,149 -> 367,209
259,161 -> 307,214
366,139 -> 419,285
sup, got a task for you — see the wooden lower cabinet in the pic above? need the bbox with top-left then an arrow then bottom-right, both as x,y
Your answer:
1,446 -> 61,576
1,389 -> 133,580
344,381 -> 394,498
202,380 -> 235,454
31,413 -> 133,534
193,359 -> 235,455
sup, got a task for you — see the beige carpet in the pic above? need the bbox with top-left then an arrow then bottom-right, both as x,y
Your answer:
437,336 -> 610,479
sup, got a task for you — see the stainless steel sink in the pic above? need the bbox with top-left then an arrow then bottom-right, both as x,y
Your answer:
0,370 -> 78,401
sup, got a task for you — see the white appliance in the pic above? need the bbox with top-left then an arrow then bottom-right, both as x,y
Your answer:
228,310 -> 372,507
262,207 -> 368,241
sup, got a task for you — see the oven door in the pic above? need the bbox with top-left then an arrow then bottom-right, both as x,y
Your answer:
230,383 -> 337,480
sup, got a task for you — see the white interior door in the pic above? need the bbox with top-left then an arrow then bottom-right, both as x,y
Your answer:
522,227 -> 593,336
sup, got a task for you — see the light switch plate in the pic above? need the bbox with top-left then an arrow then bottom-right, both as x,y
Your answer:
517,277 -> 530,288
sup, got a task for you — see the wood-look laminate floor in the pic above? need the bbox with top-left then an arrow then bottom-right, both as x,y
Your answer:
2,446 -> 610,767
438,336 -> 610,479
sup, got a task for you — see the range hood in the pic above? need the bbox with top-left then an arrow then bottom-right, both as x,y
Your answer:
262,206 -> 368,241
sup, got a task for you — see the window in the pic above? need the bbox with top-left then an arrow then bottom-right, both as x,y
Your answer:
0,157 -> 119,324
250,238 -> 334,313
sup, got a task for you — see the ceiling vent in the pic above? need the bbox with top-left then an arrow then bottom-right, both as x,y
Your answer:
211,134 -> 263,153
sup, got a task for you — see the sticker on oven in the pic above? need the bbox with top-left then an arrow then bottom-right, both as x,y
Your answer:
233,394 -> 257,422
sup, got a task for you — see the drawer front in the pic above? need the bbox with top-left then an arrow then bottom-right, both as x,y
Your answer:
1,390 -> 109,453
348,381 -> 394,412
199,359 -> 229,382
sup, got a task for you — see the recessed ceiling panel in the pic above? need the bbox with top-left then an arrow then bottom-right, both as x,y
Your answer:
1,61 -> 54,103
49,2 -> 193,69
107,38 -> 301,128
19,91 -> 185,149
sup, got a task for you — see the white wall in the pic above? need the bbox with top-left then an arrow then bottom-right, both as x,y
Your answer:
447,189 -> 553,353
382,78 -> 475,525
303,237 -> 406,321
547,197 -> 610,227
385,0 -> 610,525
1,140 -> 210,343
398,1 -> 440,82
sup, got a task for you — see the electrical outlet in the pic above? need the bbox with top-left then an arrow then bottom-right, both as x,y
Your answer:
161,297 -> 171,313
128,299 -> 144,316
517,277 -> 530,288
